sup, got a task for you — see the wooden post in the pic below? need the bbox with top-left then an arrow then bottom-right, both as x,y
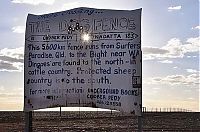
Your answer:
138,51 -> 142,132
138,116 -> 142,132
60,107 -> 62,117
25,111 -> 32,132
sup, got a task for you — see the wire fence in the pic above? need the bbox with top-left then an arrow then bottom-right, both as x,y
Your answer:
142,107 -> 193,112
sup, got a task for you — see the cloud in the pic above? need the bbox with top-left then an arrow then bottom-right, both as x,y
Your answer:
162,38 -> 184,57
0,56 -> 23,63
143,37 -> 200,60
158,60 -> 173,64
0,47 -> 24,59
0,86 -> 23,108
146,74 -> 199,86
11,0 -> 55,5
62,2 -> 81,10
186,69 -> 199,73
184,37 -> 200,52
186,56 -> 197,58
187,97 -> 195,100
0,47 -> 24,72
168,6 -> 182,11
0,61 -> 19,71
12,26 -> 25,34
0,86 -> 5,92
191,26 -> 200,30
142,47 -> 169,54
0,85 -> 23,95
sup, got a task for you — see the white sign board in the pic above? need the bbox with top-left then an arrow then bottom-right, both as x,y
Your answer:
24,7 -> 142,115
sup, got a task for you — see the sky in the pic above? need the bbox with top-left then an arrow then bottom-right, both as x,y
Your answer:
0,0 -> 199,111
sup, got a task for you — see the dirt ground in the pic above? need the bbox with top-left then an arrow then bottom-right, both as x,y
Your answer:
0,111 -> 199,132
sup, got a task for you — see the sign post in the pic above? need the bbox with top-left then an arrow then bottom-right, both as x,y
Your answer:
138,116 -> 142,132
139,51 -> 143,132
60,106 -> 62,117
25,111 -> 32,132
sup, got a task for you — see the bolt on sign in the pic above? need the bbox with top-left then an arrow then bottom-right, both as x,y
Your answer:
24,7 -> 142,115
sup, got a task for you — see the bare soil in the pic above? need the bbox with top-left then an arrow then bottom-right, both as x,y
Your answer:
0,111 -> 199,132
